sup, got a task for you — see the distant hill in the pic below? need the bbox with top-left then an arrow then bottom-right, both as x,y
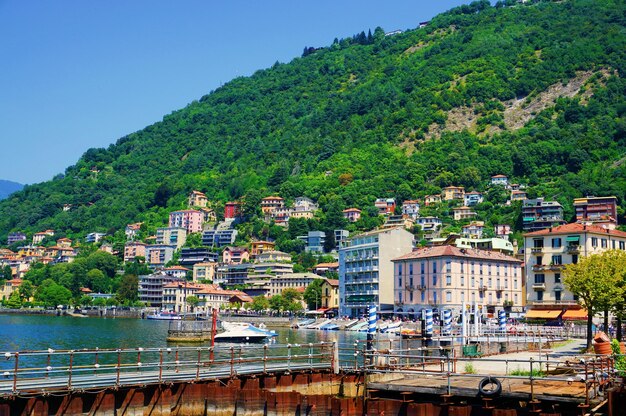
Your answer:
0,0 -> 624,241
0,180 -> 23,200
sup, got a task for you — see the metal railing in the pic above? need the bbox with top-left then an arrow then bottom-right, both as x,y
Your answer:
0,342 -> 336,397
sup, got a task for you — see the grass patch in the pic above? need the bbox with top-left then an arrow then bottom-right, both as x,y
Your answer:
464,363 -> 476,374
509,367 -> 545,377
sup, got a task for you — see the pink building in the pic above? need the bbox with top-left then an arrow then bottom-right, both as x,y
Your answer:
222,247 -> 250,264
343,208 -> 362,223
169,210 -> 204,233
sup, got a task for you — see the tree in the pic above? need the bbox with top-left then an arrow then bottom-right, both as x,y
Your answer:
93,297 -> 106,307
4,291 -> 22,309
35,279 -> 72,307
186,295 -> 200,311
18,280 -> 34,301
303,279 -> 324,310
86,269 -> 109,293
249,295 -> 270,312
1,265 -> 12,281
564,250 -> 626,349
269,295 -> 284,312
117,274 -> 139,304
184,232 -> 203,248
79,295 -> 93,306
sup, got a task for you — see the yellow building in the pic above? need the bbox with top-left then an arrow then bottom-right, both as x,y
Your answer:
320,279 -> 339,310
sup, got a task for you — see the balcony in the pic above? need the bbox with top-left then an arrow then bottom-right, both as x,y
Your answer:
531,247 -> 543,254
496,285 -> 504,292
532,265 -> 545,272
566,245 -> 580,254
416,285 -> 426,291
530,299 -> 578,306
478,285 -> 488,292
532,283 -> 546,291
549,264 -> 564,271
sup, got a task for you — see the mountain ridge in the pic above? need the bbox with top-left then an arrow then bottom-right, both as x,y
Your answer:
0,180 -> 24,200
0,0 -> 625,242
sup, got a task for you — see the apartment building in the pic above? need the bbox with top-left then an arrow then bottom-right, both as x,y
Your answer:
155,227 -> 187,249
168,210 -> 204,233
442,186 -> 465,201
392,245 -> 523,315
523,223 -> 626,309
573,196 -> 618,228
339,227 -> 414,318
522,198 -> 566,232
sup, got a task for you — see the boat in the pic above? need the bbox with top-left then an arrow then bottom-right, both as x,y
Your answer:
381,322 -> 402,333
319,322 -> 339,331
214,322 -> 276,343
349,321 -> 368,331
147,311 -> 182,320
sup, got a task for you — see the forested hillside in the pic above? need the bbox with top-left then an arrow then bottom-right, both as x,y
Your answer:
1,0 -> 625,242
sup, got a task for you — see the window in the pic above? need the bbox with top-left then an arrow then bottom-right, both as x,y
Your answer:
533,239 -> 544,248
433,275 -> 437,286
537,291 -> 543,301
398,293 -> 402,303
488,293 -> 493,304
536,256 -> 543,265
555,290 -> 561,301
572,255 -> 578,264
446,275 -> 452,286
398,277 -> 402,287
471,262 -> 475,274
514,294 -> 518,304
479,263 -> 483,274
552,255 -> 562,265
601,239 -> 607,248
421,262 -> 425,274
488,277 -> 492,288
471,292 -> 476,302
620,241 -> 625,250
591,237 -> 598,248
446,291 -> 452,302
460,261 -> 464,273
421,291 -> 425,302
535,274 -> 545,284
446,260 -> 451,273
471,276 -> 475,287
555,273 -> 561,284
409,263 -> 413,275
488,264 -> 492,275
433,262 -> 437,273
397,264 -> 402,275
460,276 -> 465,287
551,238 -> 562,248
409,277 -> 413,287
420,276 -> 425,287
461,291 -> 465,301
409,292 -> 413,302
433,291 -> 437,304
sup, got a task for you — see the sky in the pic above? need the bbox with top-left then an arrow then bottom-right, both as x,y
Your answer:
0,0 -> 471,185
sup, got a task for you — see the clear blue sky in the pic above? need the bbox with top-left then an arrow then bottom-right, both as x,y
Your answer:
0,0 -> 471,184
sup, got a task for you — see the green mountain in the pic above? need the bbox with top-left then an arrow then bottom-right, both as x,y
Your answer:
1,0 -> 625,243
0,180 -> 23,200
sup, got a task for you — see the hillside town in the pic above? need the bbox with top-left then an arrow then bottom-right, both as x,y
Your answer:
1,175 -> 624,324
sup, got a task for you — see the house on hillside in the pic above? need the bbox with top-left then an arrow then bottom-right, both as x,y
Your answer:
188,190 -> 208,208
343,208 -> 362,223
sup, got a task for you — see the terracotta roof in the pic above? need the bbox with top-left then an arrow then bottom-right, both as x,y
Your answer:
524,223 -> 626,238
194,262 -> 216,267
343,208 -> 362,213
6,279 -> 22,285
491,174 -> 508,178
262,196 -> 284,201
315,262 -> 339,268
165,265 -> 190,271
402,200 -> 420,204
453,206 -> 472,211
324,279 -> 339,286
392,245 -> 521,263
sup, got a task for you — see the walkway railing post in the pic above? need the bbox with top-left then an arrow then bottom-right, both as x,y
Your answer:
287,344 -> 292,372
12,352 -> 18,394
263,344 -> 268,374
529,357 -> 534,401
68,351 -> 74,390
196,348 -> 201,381
116,349 -> 121,386
230,347 -> 235,378
332,342 -> 339,374
158,349 -> 163,383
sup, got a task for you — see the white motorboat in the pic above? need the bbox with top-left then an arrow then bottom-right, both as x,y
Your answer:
146,311 -> 182,320
213,322 -> 276,343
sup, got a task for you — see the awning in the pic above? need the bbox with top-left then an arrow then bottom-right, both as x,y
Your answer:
566,236 -> 580,242
562,309 -> 587,320
525,310 -> 562,319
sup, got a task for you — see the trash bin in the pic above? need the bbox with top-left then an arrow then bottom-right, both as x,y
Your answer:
463,344 -> 480,357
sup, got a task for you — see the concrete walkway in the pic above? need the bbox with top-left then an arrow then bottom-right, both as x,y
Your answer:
461,339 -> 587,375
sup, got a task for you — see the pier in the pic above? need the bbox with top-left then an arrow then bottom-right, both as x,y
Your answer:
0,338 -> 624,415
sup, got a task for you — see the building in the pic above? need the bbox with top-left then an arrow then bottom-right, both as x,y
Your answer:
261,196 -> 285,215
201,229 -> 238,247
522,198 -> 566,232
491,174 -> 509,186
222,246 -> 250,264
339,227 -> 414,318
1,278 -> 22,301
462,221 -> 485,238
199,207 -> 217,223
424,195 -> 442,206
163,265 -> 190,279
168,210 -> 204,234
224,201 -> 242,219
573,196 -> 618,228
195,287 -> 249,312
162,281 -> 209,313
179,248 -> 219,267
155,227 -> 187,249
320,279 -> 340,310
443,236 -> 515,256
215,263 -> 249,286
124,242 -> 146,262
248,262 -> 294,276
298,231 -> 326,253
313,262 -> 339,276
442,186 -> 465,201
453,206 -> 477,221
125,223 -> 142,241
401,200 -> 420,220
382,215 -> 414,230
495,224 -> 512,239
334,229 -> 349,246
392,246 -> 523,315
145,244 -> 176,268
257,250 -> 292,263
374,198 -> 396,215
188,190 -> 208,208
415,217 -> 443,240
85,232 -> 106,244
293,197 -> 318,214
7,233 -> 26,245
343,208 -> 362,223
192,262 -> 217,282
138,272 -> 183,307
268,273 -> 318,297
250,240 -> 276,257
32,230 -> 54,245
510,190 -> 527,202
464,191 -> 483,207
523,223 -> 626,309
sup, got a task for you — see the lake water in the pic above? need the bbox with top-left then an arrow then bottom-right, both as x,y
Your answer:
0,314 -> 371,352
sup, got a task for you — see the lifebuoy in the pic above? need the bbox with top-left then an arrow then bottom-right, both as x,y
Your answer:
478,376 -> 502,397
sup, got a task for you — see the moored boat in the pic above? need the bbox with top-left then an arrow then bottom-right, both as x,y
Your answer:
147,311 -> 182,320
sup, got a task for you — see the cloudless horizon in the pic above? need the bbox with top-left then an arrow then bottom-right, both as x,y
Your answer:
1,0 -> 472,184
